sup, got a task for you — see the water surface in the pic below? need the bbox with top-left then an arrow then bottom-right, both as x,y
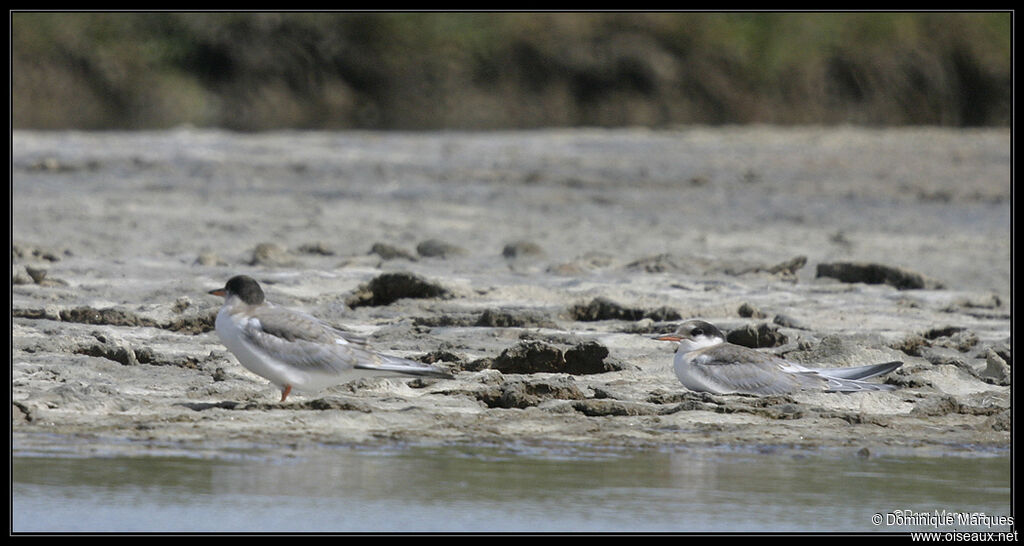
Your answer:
12,443 -> 1012,533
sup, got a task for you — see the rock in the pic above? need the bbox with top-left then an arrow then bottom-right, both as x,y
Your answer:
161,311 -> 217,334
74,340 -> 140,366
296,242 -> 335,255
766,255 -> 807,276
953,293 -> 1003,309
569,298 -> 681,323
911,394 -> 961,416
816,261 -> 944,290
644,306 -> 682,322
303,397 -> 373,412
726,323 -> 788,348
546,262 -> 590,276
983,410 -> 1011,432
982,349 -> 1010,385
12,268 -> 33,285
891,335 -> 930,356
547,252 -> 616,276
989,343 -> 1011,367
772,313 -> 808,329
24,266 -> 48,284
369,242 -> 417,261
626,253 -> 688,273
194,251 -> 226,266
931,330 -> 979,352
12,242 -> 65,262
475,308 -> 558,328
738,302 -> 767,318
345,272 -> 451,307
248,242 -> 294,266
417,350 -> 467,366
563,341 -> 614,374
569,297 -> 644,321
923,325 -> 967,339
502,241 -> 544,259
59,307 -> 159,328
477,377 -> 587,409
491,341 -> 565,374
490,340 -> 621,375
171,297 -> 192,313
723,256 -> 807,279
416,239 -> 466,258
919,346 -> 970,368
571,399 -> 658,417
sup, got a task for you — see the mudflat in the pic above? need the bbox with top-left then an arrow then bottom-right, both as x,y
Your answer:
12,127 -> 1010,457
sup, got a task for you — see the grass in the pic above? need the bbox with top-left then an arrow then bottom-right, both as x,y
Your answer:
11,12 -> 1011,130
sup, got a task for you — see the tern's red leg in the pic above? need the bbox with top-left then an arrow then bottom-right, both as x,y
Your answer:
280,385 -> 292,402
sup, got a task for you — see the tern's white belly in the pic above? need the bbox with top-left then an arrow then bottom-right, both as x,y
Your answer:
216,308 -> 320,392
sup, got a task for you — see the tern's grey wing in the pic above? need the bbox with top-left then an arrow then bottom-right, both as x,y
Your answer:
254,305 -> 370,347
690,348 -> 827,395
241,307 -> 452,378
239,315 -> 367,374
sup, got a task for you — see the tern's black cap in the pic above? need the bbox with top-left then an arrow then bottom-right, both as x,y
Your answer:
209,275 -> 265,305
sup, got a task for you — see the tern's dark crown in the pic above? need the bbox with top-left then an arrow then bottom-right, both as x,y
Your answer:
677,319 -> 725,339
225,275 -> 265,305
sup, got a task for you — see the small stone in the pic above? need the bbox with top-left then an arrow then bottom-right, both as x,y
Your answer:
773,313 -> 808,329
249,242 -> 293,266
738,302 -> 767,318
194,252 -> 225,266
416,239 -> 466,258
502,241 -> 544,259
982,349 -> 1010,385
296,242 -> 335,256
24,266 -> 47,284
369,243 -> 417,261
726,323 -> 788,348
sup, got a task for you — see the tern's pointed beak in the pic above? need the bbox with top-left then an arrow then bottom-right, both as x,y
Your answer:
653,334 -> 681,342
208,288 -> 227,297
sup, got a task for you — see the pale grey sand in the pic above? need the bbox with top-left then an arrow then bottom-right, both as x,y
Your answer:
12,127 -> 1010,457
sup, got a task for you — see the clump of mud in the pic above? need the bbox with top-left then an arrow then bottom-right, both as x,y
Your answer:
816,261 -> 944,290
346,272 -> 451,307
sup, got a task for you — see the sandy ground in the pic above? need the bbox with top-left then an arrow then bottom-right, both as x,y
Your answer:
11,127 -> 1011,458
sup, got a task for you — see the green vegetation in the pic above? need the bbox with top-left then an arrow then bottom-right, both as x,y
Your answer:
12,12 -> 1011,130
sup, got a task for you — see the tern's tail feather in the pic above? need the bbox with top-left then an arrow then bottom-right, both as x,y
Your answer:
355,354 -> 455,379
810,361 -> 902,381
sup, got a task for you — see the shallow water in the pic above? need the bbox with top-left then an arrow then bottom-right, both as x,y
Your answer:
12,443 -> 1012,533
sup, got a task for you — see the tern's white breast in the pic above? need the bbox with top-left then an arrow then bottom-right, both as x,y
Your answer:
216,307 -> 307,390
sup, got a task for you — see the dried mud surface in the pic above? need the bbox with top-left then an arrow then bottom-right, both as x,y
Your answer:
12,127 -> 1011,459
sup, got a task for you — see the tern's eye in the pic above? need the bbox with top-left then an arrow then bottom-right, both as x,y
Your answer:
691,327 -> 703,336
